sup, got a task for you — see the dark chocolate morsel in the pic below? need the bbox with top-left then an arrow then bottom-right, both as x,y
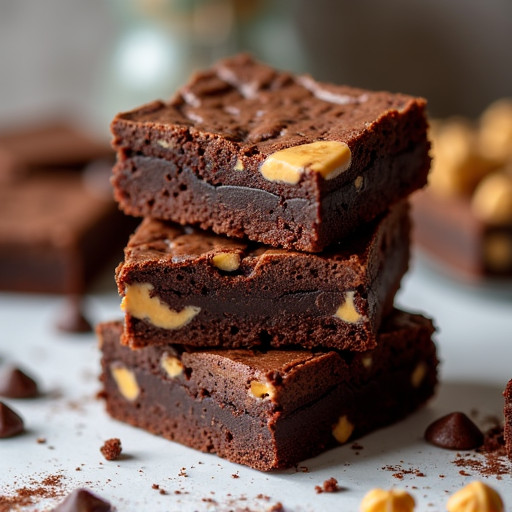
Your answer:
0,401 -> 24,438
424,412 -> 484,450
0,366 -> 38,398
52,488 -> 112,512
56,296 -> 92,333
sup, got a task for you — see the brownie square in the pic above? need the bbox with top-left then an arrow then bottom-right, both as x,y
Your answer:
98,309 -> 438,471
413,189 -> 512,280
116,201 -> 409,352
0,171 -> 135,294
111,54 -> 430,252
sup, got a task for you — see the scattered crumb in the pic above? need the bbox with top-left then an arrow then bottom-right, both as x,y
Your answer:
178,468 -> 188,477
100,438 -> 122,461
232,473 -> 239,479
159,489 -> 167,495
152,484 -> 159,490
295,465 -> 309,473
267,503 -> 284,512
351,442 -> 364,450
315,477 -> 341,494
382,464 -> 426,479
36,437 -> 46,444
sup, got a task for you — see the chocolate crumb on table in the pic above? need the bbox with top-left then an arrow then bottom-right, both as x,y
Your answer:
315,477 -> 341,494
100,438 -> 122,461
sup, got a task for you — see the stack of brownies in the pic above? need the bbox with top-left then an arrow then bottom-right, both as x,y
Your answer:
97,54 -> 439,471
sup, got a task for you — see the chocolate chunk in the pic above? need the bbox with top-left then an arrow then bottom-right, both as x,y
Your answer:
56,296 -> 92,333
0,366 -> 38,398
425,412 -> 484,450
53,488 -> 112,512
0,401 -> 24,438
100,438 -> 122,461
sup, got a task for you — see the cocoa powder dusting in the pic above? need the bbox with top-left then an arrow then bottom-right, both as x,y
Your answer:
0,473 -> 65,512
452,425 -> 511,477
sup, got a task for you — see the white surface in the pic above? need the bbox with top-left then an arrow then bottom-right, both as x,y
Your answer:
1,256 -> 511,511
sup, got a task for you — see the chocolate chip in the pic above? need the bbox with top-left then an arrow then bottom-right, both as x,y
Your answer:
53,488 -> 112,512
0,366 -> 38,398
425,412 -> 484,450
0,401 -> 24,438
56,296 -> 92,333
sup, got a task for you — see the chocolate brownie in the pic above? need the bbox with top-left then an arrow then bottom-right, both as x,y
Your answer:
116,201 -> 409,352
504,379 -> 512,461
0,122 -> 112,182
413,189 -> 512,280
98,309 -> 438,471
111,54 -> 430,252
0,170 -> 135,294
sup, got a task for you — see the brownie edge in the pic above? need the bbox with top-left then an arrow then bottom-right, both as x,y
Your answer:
111,54 -> 430,251
98,309 -> 438,471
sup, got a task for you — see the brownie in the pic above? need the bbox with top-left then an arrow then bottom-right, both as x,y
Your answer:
505,379 -> 512,461
98,309 -> 438,471
0,122 -> 112,182
0,170 -> 135,294
116,201 -> 409,352
111,54 -> 430,252
413,189 -> 512,280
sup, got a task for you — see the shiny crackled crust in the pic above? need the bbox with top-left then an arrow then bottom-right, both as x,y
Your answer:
116,202 -> 410,351
111,54 -> 429,251
98,309 -> 438,471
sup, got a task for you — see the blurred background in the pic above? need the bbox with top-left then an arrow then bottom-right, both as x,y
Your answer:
1,0 -> 512,135
1,0 -> 511,297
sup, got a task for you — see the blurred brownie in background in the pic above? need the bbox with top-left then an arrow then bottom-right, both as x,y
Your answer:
0,122 -> 136,296
412,99 -> 512,280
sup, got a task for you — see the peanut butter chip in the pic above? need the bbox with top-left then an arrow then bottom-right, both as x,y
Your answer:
332,415 -> 354,444
411,361 -> 427,387
484,233 -> 512,271
161,354 -> 184,378
122,283 -> 200,330
212,252 -> 241,272
111,364 -> 140,401
334,291 -> 361,324
260,141 -> 351,184
360,488 -> 415,512
234,158 -> 244,171
249,380 -> 276,400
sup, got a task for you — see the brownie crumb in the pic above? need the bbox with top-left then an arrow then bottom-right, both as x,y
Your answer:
267,503 -> 284,512
452,425 -> 512,477
315,477 -> 341,494
36,437 -> 46,444
152,484 -> 159,490
351,442 -> 364,450
100,438 -> 122,461
231,473 -> 239,479
159,489 -> 167,495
